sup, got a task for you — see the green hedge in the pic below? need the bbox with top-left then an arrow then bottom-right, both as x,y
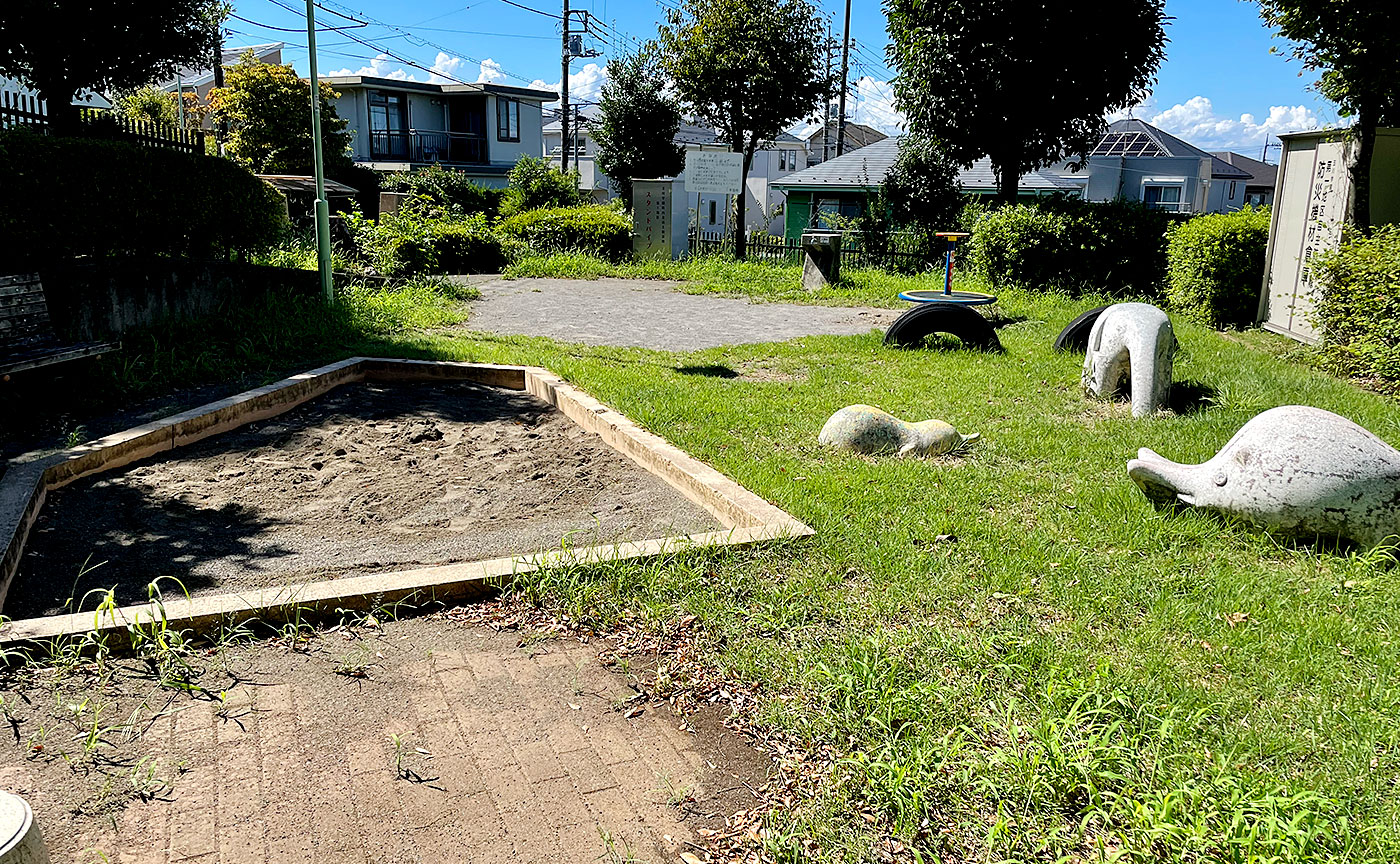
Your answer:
1314,225 -> 1400,386
352,212 -> 506,277
497,205 -> 632,261
1165,207 -> 1271,327
0,129 -> 288,267
378,164 -> 502,218
968,198 -> 1173,297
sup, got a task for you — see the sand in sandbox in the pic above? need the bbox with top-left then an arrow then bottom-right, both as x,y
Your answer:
10,381 -> 721,617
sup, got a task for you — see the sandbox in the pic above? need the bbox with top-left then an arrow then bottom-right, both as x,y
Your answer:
0,359 -> 811,641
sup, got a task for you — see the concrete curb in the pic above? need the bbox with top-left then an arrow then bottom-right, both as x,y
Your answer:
0,359 -> 812,644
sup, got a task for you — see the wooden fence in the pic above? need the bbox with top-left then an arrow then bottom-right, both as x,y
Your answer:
1,89 -> 205,155
689,229 -> 939,273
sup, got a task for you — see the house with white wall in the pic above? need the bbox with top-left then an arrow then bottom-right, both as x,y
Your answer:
543,116 -> 808,234
1076,119 -> 1251,213
326,76 -> 555,187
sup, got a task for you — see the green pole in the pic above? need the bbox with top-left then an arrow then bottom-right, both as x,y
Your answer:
305,0 -> 334,303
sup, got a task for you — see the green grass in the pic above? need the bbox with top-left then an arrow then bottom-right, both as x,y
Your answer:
23,256 -> 1400,862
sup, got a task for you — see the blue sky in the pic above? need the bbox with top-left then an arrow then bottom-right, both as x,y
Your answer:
226,0 -> 1334,155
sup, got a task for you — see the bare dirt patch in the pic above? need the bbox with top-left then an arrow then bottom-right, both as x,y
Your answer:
0,610 -> 775,864
11,381 -> 720,618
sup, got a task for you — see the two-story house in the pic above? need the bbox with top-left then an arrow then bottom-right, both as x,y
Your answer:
326,76 -> 557,187
543,115 -> 808,234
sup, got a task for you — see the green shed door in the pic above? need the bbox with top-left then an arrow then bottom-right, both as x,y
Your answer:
784,192 -> 813,241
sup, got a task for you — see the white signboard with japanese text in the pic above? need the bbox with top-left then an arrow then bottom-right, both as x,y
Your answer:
684,150 -> 743,195
631,179 -> 674,259
1259,134 -> 1352,343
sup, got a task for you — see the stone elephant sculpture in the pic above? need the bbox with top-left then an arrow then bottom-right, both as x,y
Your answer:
1128,405 -> 1400,548
1082,303 -> 1177,418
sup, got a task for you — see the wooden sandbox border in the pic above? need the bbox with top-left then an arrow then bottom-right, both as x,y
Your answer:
0,358 -> 812,644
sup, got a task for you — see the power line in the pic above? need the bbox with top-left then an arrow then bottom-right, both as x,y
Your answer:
228,12 -> 365,33
500,0 -> 562,19
264,0 -> 540,86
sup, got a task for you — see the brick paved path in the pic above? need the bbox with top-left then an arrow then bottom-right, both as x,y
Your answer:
7,627 -> 712,864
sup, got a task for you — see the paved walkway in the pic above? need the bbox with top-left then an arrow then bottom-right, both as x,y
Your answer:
9,624 -> 719,864
461,277 -> 899,351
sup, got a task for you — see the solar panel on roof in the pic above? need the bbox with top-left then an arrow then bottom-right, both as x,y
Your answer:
1090,131 -> 1165,158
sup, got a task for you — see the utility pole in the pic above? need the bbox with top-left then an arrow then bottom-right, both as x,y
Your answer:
821,23 -> 833,164
835,0 -> 851,157
560,7 -> 601,172
551,0 -> 562,171
212,20 -> 226,154
305,0 -> 334,303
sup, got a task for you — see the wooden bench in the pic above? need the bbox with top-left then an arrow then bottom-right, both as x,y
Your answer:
0,273 -> 118,377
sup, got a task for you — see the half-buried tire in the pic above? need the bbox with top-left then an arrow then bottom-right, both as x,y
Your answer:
1053,304 -> 1113,353
883,303 -> 1003,352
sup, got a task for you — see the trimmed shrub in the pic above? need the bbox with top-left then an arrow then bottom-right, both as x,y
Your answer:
1314,225 -> 1400,386
968,197 -> 1173,297
497,205 -> 632,261
498,156 -> 584,217
351,212 -> 506,277
1165,207 -> 1271,327
378,164 -> 502,218
0,128 -> 289,267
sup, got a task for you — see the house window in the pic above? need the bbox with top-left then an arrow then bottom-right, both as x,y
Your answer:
1229,180 -> 1238,199
777,149 -> 798,171
496,98 -> 520,142
368,91 -> 407,158
1142,183 -> 1183,212
708,200 -> 717,225
1245,191 -> 1267,206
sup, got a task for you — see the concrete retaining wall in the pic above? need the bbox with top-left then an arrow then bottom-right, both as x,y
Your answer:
38,259 -> 320,341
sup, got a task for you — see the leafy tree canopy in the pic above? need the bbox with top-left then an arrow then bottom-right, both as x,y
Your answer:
1257,0 -> 1399,229
0,0 -> 223,128
886,0 -> 1167,203
116,85 -> 179,126
209,53 -> 351,175
658,0 -> 830,256
592,44 -> 685,208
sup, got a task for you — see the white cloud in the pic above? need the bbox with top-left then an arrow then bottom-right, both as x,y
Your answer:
428,52 -> 467,84
324,53 -> 412,81
476,59 -> 505,84
849,76 -> 905,136
530,62 -> 608,105
1112,95 -> 1321,151
324,52 -> 485,85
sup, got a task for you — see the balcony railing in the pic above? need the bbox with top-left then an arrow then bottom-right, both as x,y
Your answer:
369,129 -> 487,164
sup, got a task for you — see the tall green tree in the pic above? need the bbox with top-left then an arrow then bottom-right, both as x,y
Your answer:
593,44 -> 685,209
658,0 -> 830,257
1257,0 -> 1400,231
886,0 -> 1167,204
0,0 -> 223,132
209,53 -> 351,174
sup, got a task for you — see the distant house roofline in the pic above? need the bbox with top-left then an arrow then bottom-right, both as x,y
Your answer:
322,76 -> 556,101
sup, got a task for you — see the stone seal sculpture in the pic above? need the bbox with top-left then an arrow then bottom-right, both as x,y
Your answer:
818,404 -> 977,457
1128,405 -> 1400,547
1082,303 -> 1176,417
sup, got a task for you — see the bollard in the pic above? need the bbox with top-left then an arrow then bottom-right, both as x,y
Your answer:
801,231 -> 842,291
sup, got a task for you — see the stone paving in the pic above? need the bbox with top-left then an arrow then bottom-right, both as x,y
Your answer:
4,626 -> 717,864
460,277 -> 900,351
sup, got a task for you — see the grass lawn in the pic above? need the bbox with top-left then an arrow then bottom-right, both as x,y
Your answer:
13,257 -> 1400,862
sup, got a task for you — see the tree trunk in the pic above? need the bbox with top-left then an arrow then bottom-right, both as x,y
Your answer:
1352,104 -> 1376,232
38,84 -> 81,135
731,129 -> 752,260
995,158 -> 1019,206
